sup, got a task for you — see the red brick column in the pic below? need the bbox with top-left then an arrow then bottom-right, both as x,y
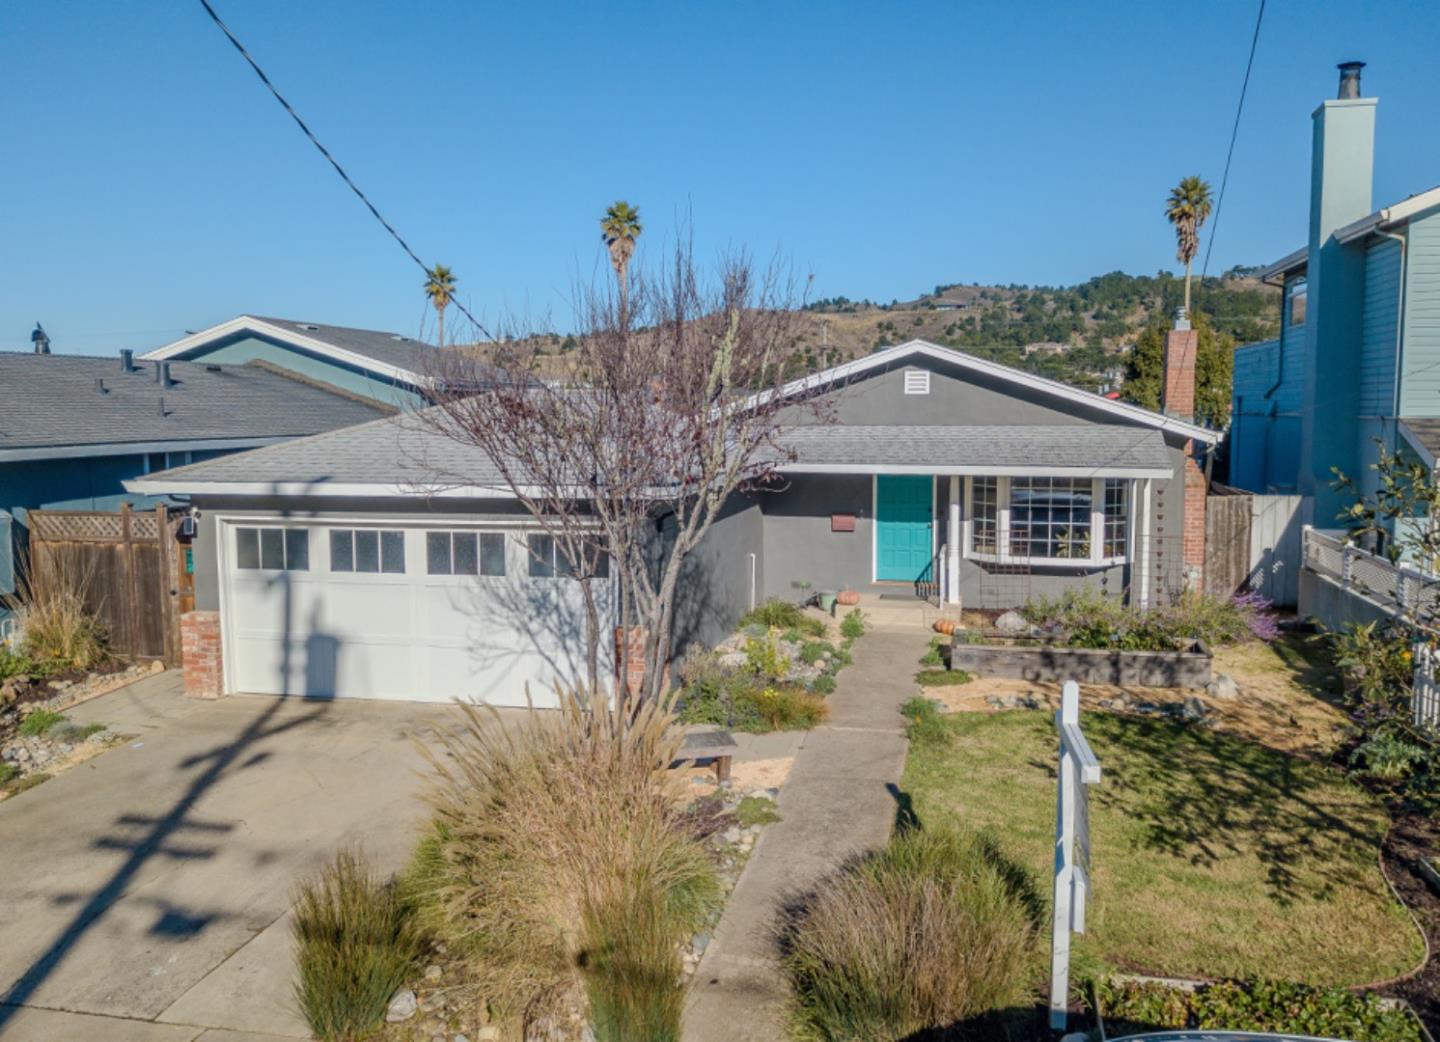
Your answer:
1182,441 -> 1207,584
181,611 -> 223,699
1164,327 -> 1198,421
614,626 -> 670,697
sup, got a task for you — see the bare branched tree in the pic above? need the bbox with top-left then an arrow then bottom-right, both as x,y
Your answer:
422,241 -> 818,713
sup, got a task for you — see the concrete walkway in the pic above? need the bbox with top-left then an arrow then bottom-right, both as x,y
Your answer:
682,623 -> 929,1042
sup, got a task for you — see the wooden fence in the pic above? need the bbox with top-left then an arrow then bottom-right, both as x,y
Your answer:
26,505 -> 182,664
1205,487 -> 1311,607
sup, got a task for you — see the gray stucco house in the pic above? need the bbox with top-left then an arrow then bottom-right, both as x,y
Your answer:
128,339 -> 1216,705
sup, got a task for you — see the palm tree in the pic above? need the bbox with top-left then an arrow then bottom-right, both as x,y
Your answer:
1165,176 -> 1214,318
600,201 -> 642,316
424,264 -> 457,348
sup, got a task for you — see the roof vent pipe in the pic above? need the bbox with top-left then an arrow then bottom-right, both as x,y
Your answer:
1338,60 -> 1365,99
154,361 -> 174,387
120,348 -> 134,372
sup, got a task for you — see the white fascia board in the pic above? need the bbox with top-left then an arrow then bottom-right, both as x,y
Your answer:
748,340 -> 1220,444
122,479 -> 527,499
779,463 -> 1173,479
1335,187 -> 1440,245
0,437 -> 286,464
141,315 -> 431,389
1257,247 -> 1307,284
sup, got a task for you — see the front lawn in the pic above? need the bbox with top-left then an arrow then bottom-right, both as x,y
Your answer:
903,710 -> 1423,987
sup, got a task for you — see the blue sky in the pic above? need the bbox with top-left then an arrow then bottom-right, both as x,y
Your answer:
5,1 -> 1440,355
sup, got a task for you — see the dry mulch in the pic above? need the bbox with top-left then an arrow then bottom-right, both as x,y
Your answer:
1373,813 -> 1440,1035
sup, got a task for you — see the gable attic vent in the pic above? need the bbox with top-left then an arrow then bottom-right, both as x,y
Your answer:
903,369 -> 931,395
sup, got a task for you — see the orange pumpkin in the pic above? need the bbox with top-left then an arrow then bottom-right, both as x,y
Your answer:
933,619 -> 957,636
836,590 -> 861,606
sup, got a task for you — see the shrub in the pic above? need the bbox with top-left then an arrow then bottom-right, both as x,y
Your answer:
0,645 -> 36,681
915,669 -> 972,688
417,689 -> 720,1037
19,587 -> 108,671
1021,587 -> 1267,651
19,709 -> 65,737
742,600 -> 825,638
919,638 -> 944,668
810,675 -> 836,695
0,763 -> 16,785
900,696 -> 950,746
799,640 -> 832,665
744,633 -> 788,680
1092,977 -> 1422,1042
748,686 -> 828,731
840,608 -> 866,640
784,828 -> 1037,1042
291,849 -> 424,1042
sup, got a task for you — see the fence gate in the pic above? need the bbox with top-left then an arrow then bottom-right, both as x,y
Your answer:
1204,491 -> 1252,599
26,505 -> 181,664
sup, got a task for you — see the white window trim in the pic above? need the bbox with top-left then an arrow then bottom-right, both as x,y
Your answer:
962,476 -> 1130,569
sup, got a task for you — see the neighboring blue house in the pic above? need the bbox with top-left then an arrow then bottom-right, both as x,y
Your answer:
1230,62 -> 1440,533
141,315 -> 441,410
0,351 -> 387,600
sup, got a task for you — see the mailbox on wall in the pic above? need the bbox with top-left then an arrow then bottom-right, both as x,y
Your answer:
831,513 -> 856,533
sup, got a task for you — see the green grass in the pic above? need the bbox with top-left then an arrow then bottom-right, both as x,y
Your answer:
919,637 -> 945,668
18,709 -> 65,737
902,711 -> 1423,987
741,600 -> 826,638
839,608 -> 866,640
736,796 -> 781,827
900,697 -> 951,747
0,763 -> 17,786
914,668 -> 971,687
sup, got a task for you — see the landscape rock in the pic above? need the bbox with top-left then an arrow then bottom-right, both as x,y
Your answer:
386,988 -> 418,1022
477,1028 -> 501,1042
1179,696 -> 1208,723
994,610 -> 1028,634
424,963 -> 443,981
1206,673 -> 1239,700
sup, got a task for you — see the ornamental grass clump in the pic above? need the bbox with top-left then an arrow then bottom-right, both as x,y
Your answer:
291,849 -> 424,1042
784,827 -> 1038,1042
416,688 -> 719,1041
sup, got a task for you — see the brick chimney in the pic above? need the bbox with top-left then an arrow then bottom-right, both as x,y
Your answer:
1162,309 -> 1197,422
1162,310 -> 1206,588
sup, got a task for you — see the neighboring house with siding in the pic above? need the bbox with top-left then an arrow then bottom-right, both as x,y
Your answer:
1230,63 -> 1440,538
141,315 -> 442,410
0,351 -> 387,601
127,338 -> 1216,706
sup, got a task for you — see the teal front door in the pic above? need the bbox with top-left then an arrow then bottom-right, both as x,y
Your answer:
875,475 -> 934,582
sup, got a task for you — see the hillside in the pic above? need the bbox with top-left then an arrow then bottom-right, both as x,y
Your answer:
461,269 -> 1281,395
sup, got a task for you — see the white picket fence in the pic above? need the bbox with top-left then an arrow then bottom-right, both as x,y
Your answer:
1049,681 -> 1101,1031
1302,527 -> 1440,728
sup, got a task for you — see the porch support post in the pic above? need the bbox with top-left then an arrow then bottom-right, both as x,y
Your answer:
947,477 -> 961,605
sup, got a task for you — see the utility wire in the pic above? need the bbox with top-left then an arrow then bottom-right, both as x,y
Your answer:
196,0 -> 493,342
1200,0 -> 1267,283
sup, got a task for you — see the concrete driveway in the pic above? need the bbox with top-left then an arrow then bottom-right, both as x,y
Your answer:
0,672 -> 473,1041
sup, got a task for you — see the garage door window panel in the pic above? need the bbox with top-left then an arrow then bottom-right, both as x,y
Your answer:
236,526 -> 308,571
427,531 -> 505,577
331,529 -> 406,574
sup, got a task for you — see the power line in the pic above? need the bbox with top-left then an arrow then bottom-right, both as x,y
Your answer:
196,0 -> 493,342
1200,0 -> 1267,282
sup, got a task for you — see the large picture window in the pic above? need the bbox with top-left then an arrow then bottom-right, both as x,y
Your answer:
965,477 -> 1131,567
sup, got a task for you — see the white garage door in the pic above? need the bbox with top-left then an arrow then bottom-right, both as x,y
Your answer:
220,520 -> 613,705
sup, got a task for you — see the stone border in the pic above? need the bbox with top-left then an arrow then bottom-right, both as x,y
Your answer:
947,638 -> 1212,688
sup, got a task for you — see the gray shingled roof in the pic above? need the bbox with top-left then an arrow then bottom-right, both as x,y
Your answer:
137,408 -> 507,489
777,424 -> 1173,472
0,353 -> 387,455
246,316 -> 439,374
137,414 -> 1172,494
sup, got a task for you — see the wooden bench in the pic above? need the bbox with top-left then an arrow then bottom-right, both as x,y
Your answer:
675,727 -> 739,782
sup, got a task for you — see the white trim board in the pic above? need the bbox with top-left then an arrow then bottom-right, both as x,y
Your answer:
745,340 -> 1219,444
781,463 -> 1172,479
141,315 -> 433,389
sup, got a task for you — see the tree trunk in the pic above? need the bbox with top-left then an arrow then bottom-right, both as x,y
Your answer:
438,306 -> 445,350
1183,262 -> 1192,317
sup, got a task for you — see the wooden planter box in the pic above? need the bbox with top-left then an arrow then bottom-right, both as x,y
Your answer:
947,637 -> 1212,689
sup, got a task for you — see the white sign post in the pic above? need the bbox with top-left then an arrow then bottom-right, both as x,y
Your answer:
1050,680 -> 1102,1031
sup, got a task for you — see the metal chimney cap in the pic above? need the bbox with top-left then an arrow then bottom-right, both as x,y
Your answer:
1338,60 -> 1366,99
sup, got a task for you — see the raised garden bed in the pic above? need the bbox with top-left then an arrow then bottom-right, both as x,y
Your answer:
947,634 -> 1212,688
